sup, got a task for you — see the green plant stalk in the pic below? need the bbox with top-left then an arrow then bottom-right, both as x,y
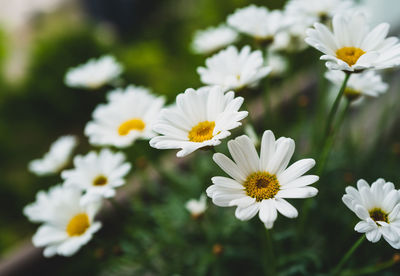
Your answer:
341,258 -> 397,276
262,227 -> 276,275
323,72 -> 351,140
330,235 -> 366,275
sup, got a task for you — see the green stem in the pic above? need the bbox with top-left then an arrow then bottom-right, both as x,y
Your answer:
323,72 -> 351,139
262,226 -> 276,275
330,235 -> 366,275
316,99 -> 351,175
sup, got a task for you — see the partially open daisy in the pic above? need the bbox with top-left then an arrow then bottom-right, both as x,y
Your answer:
85,85 -> 165,148
197,46 -> 271,90
325,70 -> 388,102
227,5 -> 286,43
305,12 -> 400,72
206,130 -> 318,229
342,179 -> 400,249
150,86 -> 248,157
285,0 -> 354,25
61,149 -> 131,204
28,135 -> 77,176
185,194 -> 207,218
191,24 -> 238,55
65,55 -> 123,90
25,186 -> 102,257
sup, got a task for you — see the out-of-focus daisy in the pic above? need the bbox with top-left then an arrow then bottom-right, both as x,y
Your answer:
285,0 -> 354,25
325,70 -> 388,102
185,194 -> 207,218
26,186 -> 102,257
271,16 -> 309,52
65,55 -> 123,90
191,25 -> 238,55
206,130 -> 318,229
266,53 -> 288,77
150,86 -> 248,157
28,135 -> 77,176
61,149 -> 131,204
227,5 -> 286,43
197,46 -> 271,90
342,178 -> 400,249
305,12 -> 400,72
85,85 -> 165,148
24,185 -> 64,223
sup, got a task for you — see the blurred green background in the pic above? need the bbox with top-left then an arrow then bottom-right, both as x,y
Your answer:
1,0 -> 400,275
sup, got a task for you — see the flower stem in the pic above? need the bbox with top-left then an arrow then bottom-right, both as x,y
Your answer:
261,226 -> 276,275
323,72 -> 351,139
330,235 -> 366,275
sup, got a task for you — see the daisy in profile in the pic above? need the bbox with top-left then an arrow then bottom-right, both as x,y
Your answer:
325,70 -> 388,102
227,5 -> 286,43
191,24 -> 238,55
28,135 -> 77,176
206,130 -> 319,229
150,86 -> 248,157
305,12 -> 400,72
25,186 -> 102,257
197,46 -> 271,90
285,0 -> 354,25
65,55 -> 123,90
85,85 -> 165,148
61,149 -> 131,204
342,178 -> 400,249
185,194 -> 207,219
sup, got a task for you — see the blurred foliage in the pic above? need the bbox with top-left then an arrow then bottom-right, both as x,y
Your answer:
1,0 -> 400,275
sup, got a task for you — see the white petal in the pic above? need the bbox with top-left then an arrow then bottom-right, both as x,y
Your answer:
273,198 -> 298,218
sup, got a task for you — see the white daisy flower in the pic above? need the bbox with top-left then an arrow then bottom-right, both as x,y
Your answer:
305,12 -> 400,72
325,70 -> 388,102
285,0 -> 354,25
150,86 -> 248,157
65,55 -> 123,90
61,149 -> 131,204
271,16 -> 310,52
85,85 -> 165,148
185,194 -> 207,218
28,135 -> 78,176
27,186 -> 102,257
191,24 -> 238,55
227,5 -> 286,42
197,46 -> 271,90
342,178 -> 400,249
206,130 -> 319,229
266,53 -> 288,77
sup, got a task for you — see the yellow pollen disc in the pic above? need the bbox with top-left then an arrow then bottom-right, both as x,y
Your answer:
344,87 -> 362,101
66,213 -> 90,236
93,175 -> 108,186
188,121 -> 215,142
336,47 -> 366,66
244,171 -> 280,202
369,208 -> 389,224
118,118 -> 145,136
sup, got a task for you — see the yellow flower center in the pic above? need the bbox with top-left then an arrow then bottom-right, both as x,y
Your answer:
66,213 -> 90,236
188,121 -> 215,142
118,118 -> 145,136
336,47 -> 366,66
93,175 -> 108,186
244,171 -> 280,202
369,208 -> 389,224
344,87 -> 362,101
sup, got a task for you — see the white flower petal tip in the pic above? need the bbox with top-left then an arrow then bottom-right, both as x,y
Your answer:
207,129 -> 318,228
85,85 -> 165,148
191,25 -> 238,55
197,45 -> 271,90
185,194 -> 207,218
150,86 -> 247,157
342,178 -> 400,249
28,135 -> 78,176
61,148 -> 131,203
25,186 -> 102,257
305,12 -> 400,72
64,55 -> 123,89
